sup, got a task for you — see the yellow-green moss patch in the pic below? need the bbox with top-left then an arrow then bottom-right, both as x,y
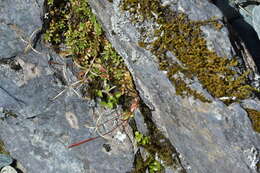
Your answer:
0,140 -> 9,155
245,108 -> 260,133
121,0 -> 257,103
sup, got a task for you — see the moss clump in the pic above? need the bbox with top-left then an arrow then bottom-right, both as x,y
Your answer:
170,76 -> 211,103
0,140 -> 9,155
44,0 -> 138,110
245,109 -> 260,133
121,0 -> 257,103
121,0 -> 163,22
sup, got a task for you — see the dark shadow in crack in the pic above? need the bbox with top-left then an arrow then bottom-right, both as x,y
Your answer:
212,0 -> 260,71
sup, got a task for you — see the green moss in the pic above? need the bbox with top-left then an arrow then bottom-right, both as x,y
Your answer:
170,75 -> 211,103
245,109 -> 260,133
121,0 -> 257,103
132,150 -> 147,173
44,0 -> 138,110
121,0 -> 163,22
0,140 -> 8,155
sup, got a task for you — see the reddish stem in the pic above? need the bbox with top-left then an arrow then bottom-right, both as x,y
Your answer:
67,120 -> 127,148
67,136 -> 100,148
67,97 -> 138,148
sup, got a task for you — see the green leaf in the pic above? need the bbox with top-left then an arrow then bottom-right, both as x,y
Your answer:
94,22 -> 102,36
134,131 -> 143,143
96,90 -> 103,97
149,160 -> 162,172
115,92 -> 122,98
79,22 -> 85,31
107,102 -> 114,109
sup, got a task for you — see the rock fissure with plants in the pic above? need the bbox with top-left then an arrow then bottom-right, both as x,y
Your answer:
129,101 -> 186,173
1,0 -> 259,172
43,0 -> 182,172
44,0 -> 138,110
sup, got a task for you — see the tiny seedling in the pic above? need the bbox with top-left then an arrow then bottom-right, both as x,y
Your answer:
149,160 -> 162,173
135,131 -> 150,145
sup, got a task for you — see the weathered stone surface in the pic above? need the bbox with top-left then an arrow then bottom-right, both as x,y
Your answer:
88,0 -> 260,172
0,0 -> 134,172
0,0 -> 42,58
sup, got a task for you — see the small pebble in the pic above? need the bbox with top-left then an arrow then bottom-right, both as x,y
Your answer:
0,166 -> 17,173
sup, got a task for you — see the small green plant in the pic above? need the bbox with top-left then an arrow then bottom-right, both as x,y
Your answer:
149,160 -> 162,173
135,131 -> 150,145
44,0 -> 138,111
97,85 -> 122,109
47,0 -> 54,5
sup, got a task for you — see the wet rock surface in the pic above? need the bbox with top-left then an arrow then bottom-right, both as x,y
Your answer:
88,0 -> 260,172
0,0 -> 134,172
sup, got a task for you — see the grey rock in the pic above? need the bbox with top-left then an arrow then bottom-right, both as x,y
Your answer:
88,0 -> 260,172
0,49 -> 134,172
0,24 -> 24,58
0,0 -> 43,59
0,154 -> 13,169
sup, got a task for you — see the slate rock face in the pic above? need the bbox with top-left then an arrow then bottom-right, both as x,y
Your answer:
0,0 -> 42,58
88,0 -> 260,172
0,0 -> 134,172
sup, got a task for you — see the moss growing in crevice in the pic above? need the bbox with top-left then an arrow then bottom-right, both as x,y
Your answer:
132,149 -> 163,173
0,140 -> 9,155
132,150 -> 147,173
121,0 -> 258,104
245,108 -> 260,133
129,101 -> 186,173
43,0 -> 138,111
